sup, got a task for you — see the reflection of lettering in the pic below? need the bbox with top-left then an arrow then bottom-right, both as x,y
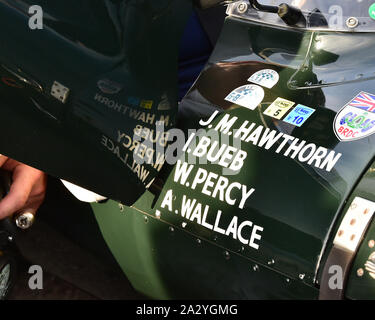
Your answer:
133,125 -> 169,148
94,94 -> 170,126
173,160 -> 254,210
116,131 -> 165,171
101,135 -> 150,183
160,189 -> 263,250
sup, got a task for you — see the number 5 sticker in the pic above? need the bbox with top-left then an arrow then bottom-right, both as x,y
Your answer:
283,104 -> 315,127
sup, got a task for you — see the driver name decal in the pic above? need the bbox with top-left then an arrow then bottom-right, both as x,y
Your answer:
334,91 -> 375,141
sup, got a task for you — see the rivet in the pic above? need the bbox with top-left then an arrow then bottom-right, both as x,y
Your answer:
350,219 -> 356,226
169,226 -> 174,232
364,208 -> 370,215
268,259 -> 275,266
238,246 -> 245,253
286,278 -> 290,283
346,17 -> 359,28
299,274 -> 305,280
224,251 -> 230,260
357,268 -> 364,277
7,236 -> 13,242
181,222 -> 187,228
155,210 -> 161,219
350,234 -> 356,241
213,235 -> 218,242
338,230 -> 344,237
196,239 -> 202,245
369,240 -> 375,248
237,2 -> 248,13
253,264 -> 259,272
118,203 -> 124,212
144,216 -> 148,223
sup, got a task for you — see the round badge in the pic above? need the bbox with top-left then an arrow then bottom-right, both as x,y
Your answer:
369,3 -> 375,20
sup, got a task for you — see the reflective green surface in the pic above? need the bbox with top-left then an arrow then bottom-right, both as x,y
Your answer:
96,17 -> 375,299
0,0 -> 192,205
93,197 -> 319,299
2,1 -> 375,299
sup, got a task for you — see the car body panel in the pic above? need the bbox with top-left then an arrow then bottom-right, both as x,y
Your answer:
94,16 -> 375,298
0,0 -> 192,205
92,197 -> 319,299
1,0 -> 375,300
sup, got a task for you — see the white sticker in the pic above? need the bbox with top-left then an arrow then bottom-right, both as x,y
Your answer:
225,84 -> 264,110
334,197 -> 375,252
248,69 -> 279,89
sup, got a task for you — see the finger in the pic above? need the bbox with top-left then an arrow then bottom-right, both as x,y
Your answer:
0,167 -> 36,219
0,155 -> 8,167
16,206 -> 37,217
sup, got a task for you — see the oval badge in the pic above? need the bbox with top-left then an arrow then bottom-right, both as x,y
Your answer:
97,79 -> 123,95
334,92 -> 375,142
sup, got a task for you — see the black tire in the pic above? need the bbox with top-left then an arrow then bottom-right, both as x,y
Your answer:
0,254 -> 16,300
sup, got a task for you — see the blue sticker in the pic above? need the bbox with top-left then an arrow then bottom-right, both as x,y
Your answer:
283,104 -> 315,127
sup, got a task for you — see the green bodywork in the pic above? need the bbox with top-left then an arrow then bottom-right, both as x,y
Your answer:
0,0 -> 192,204
92,196 -> 318,299
93,17 -> 375,299
1,0 -> 375,299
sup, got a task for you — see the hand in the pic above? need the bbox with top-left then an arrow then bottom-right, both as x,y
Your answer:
0,156 -> 47,220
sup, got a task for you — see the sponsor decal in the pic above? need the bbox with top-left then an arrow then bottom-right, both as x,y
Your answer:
284,104 -> 315,127
248,69 -> 279,89
225,84 -> 264,110
334,92 -> 375,141
263,97 -> 294,120
97,79 -> 123,94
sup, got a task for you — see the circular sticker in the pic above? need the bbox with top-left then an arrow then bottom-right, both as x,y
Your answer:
369,3 -> 375,20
